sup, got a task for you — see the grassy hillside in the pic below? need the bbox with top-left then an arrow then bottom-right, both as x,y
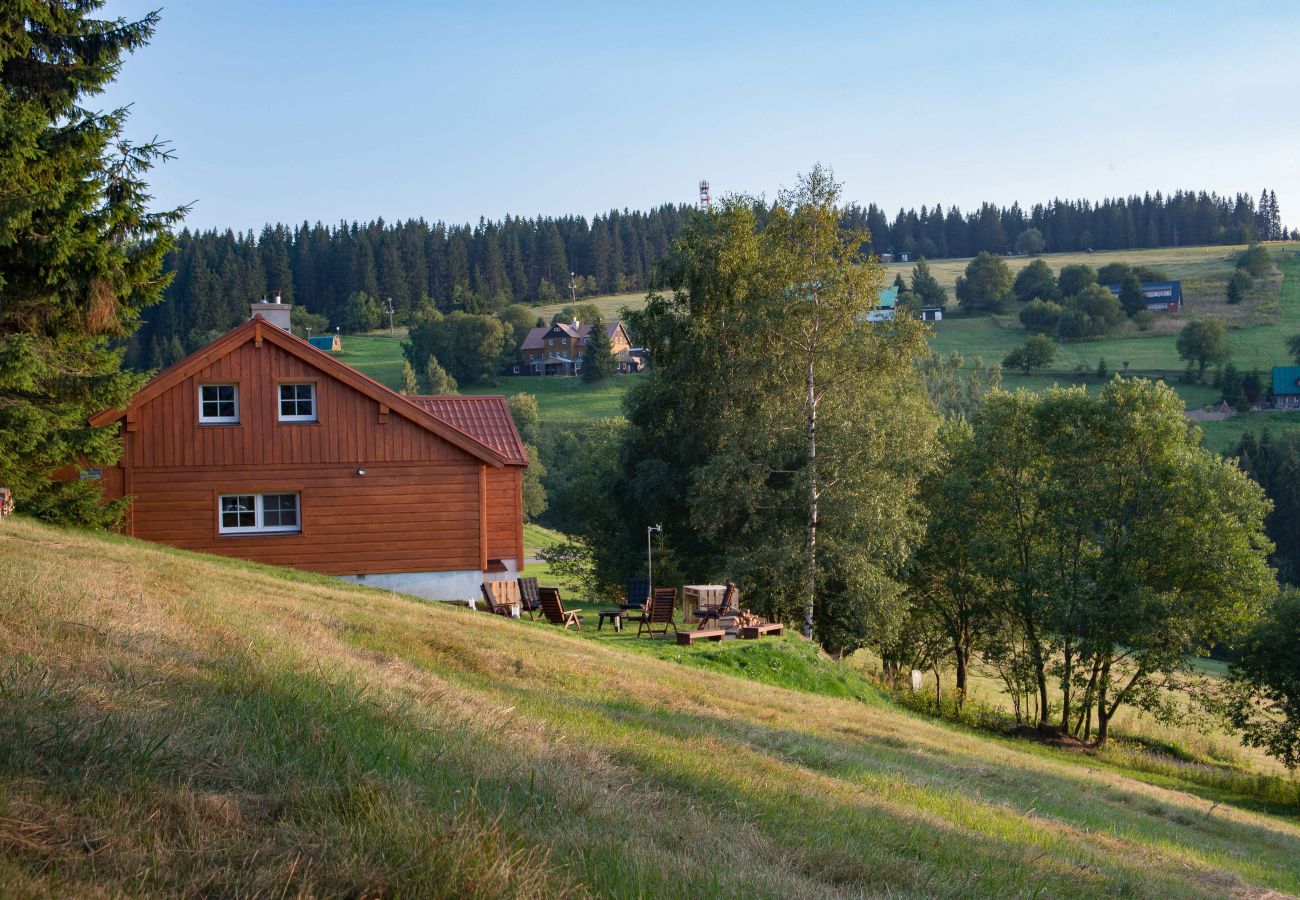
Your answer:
2,517 -> 1298,897
338,245 -> 1300,442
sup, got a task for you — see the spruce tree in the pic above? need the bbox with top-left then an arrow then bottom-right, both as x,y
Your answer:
423,355 -> 458,394
581,317 -> 616,383
400,361 -> 419,394
1,4 -> 182,525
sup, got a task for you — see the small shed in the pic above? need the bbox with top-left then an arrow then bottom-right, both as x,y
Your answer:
309,334 -> 342,353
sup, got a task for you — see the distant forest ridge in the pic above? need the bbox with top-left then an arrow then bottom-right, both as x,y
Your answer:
131,188 -> 1286,369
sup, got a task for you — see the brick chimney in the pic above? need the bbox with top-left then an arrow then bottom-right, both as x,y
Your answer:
250,292 -> 291,331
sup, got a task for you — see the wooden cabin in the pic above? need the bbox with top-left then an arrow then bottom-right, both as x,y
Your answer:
85,311 -> 528,601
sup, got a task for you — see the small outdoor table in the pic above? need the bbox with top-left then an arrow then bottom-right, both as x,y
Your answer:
596,609 -> 628,632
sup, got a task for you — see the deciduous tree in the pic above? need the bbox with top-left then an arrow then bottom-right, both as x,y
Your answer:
1176,319 -> 1229,380
1013,259 -> 1060,303
622,167 -> 939,649
955,252 -> 1015,314
1002,334 -> 1057,373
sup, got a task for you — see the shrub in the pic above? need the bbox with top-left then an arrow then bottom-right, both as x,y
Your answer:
1237,244 -> 1273,277
1019,299 -> 1063,334
1134,309 -> 1156,331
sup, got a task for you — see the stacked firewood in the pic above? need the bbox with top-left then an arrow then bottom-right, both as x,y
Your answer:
0,488 -> 13,517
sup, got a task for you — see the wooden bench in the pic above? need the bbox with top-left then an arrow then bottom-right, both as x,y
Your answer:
676,628 -> 726,646
741,623 -> 784,640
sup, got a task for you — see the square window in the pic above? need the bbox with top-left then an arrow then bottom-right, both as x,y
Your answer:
278,383 -> 316,422
261,493 -> 299,529
199,384 -> 239,423
220,495 -> 256,531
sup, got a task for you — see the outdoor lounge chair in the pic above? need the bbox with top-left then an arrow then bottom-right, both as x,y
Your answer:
693,582 -> 738,629
637,587 -> 680,638
538,587 -> 583,630
480,580 -> 520,617
516,576 -> 541,619
622,577 -> 651,624
624,578 -> 651,611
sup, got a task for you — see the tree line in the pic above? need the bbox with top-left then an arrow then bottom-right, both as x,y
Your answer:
126,208 -> 691,369
128,188 -> 1289,372
847,188 -> 1288,260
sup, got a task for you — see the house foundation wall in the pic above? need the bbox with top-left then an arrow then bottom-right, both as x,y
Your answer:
339,559 -> 520,603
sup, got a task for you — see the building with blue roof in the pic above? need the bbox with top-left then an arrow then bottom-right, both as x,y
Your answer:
1272,366 -> 1300,407
309,334 -> 342,352
1103,280 -> 1182,313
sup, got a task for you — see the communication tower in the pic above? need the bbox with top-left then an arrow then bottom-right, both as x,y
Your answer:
698,179 -> 711,210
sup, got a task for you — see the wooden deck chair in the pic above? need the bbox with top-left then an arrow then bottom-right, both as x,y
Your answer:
517,576 -> 541,619
694,582 -> 738,629
480,580 -> 519,617
538,587 -> 583,630
637,587 -> 679,638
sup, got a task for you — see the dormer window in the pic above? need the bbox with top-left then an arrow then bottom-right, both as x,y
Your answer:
278,383 -> 317,422
199,384 -> 239,424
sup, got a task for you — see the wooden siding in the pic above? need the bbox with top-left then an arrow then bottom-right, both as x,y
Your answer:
105,337 -> 521,576
485,466 -> 521,562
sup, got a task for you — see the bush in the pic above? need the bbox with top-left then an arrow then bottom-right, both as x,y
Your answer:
1237,244 -> 1273,278
1057,284 -> 1124,340
1134,309 -> 1156,331
1018,299 -> 1063,334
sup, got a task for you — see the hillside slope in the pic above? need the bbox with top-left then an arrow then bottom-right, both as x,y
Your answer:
1,517 -> 1297,897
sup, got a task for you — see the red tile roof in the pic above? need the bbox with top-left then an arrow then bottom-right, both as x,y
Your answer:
520,321 -> 621,351
408,395 -> 529,466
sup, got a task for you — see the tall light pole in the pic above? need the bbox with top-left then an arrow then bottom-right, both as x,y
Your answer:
647,524 -> 662,586
386,297 -> 395,334
570,271 -> 577,304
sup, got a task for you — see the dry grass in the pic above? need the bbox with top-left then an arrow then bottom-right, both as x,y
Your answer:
2,516 -> 1298,897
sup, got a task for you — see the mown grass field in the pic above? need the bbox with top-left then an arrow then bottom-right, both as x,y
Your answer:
2,515 -> 1298,897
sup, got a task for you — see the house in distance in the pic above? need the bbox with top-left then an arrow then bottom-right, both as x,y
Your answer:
517,318 -> 642,375
83,300 -> 528,601
1104,279 -> 1183,313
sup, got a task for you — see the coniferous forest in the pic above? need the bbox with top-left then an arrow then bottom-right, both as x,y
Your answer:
130,188 -> 1287,369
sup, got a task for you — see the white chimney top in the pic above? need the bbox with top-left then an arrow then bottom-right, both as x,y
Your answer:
273,292 -> 282,304
250,294 -> 291,330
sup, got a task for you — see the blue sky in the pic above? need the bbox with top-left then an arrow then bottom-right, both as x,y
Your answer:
101,1 -> 1300,232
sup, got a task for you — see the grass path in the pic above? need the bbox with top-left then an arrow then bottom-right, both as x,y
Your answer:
2,516 -> 1298,897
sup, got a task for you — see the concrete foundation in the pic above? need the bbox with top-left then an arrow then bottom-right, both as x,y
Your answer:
338,560 -> 519,603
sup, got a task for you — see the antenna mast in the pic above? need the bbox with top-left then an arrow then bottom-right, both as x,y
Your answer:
698,179 -> 711,210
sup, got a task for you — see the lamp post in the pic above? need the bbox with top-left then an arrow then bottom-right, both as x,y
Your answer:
570,271 -> 577,304
647,523 -> 662,587
386,297 -> 395,334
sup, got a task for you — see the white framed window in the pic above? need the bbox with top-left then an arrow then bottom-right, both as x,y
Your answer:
199,384 -> 239,424
219,492 -> 300,535
278,383 -> 316,422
